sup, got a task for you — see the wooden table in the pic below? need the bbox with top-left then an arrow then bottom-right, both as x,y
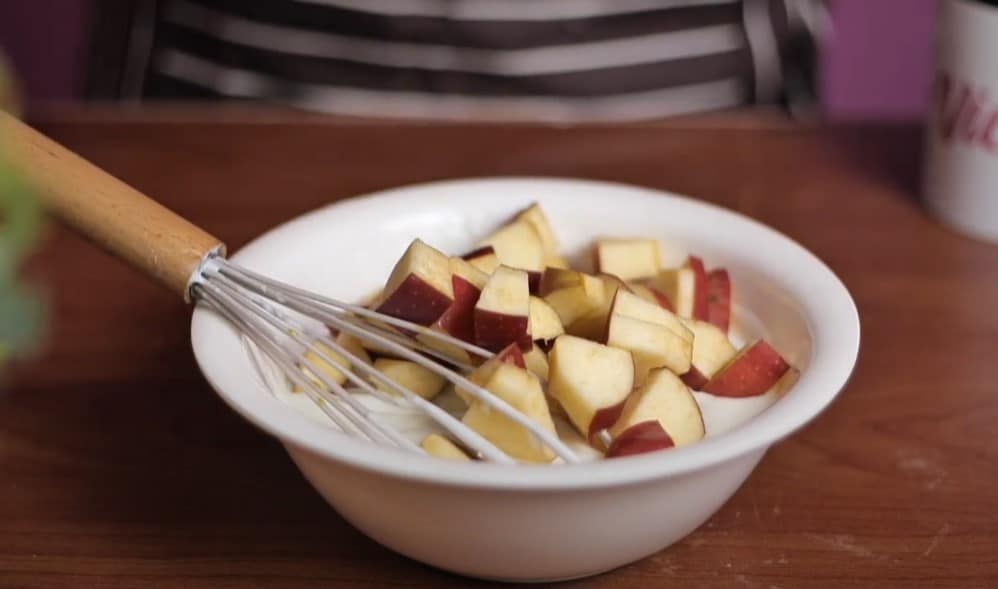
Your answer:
3,109 -> 997,588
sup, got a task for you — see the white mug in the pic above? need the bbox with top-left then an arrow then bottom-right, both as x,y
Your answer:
923,0 -> 998,243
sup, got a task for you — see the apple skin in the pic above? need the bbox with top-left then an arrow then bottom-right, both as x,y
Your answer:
679,366 -> 709,390
376,273 -> 453,326
587,399 -> 627,446
706,269 -> 731,333
702,340 -> 791,397
495,342 -> 527,369
684,256 -> 710,321
606,420 -> 675,458
527,271 -> 542,295
461,245 -> 495,260
437,275 -> 482,343
474,310 -> 531,352
646,285 -> 675,312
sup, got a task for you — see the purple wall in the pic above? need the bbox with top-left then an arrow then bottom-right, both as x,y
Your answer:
0,0 -> 939,120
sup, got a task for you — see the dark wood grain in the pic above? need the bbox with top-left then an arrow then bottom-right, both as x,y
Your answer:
3,110 -> 997,589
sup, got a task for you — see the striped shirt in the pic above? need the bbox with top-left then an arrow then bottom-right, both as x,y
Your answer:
125,0 -> 823,121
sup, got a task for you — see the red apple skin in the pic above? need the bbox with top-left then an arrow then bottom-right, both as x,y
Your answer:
607,420 -> 675,458
587,399 -> 627,447
685,256 -> 710,321
702,340 -> 790,398
377,274 -> 453,326
495,342 -> 527,369
461,245 -> 495,260
706,269 -> 731,333
437,276 -> 481,343
680,366 -> 709,390
474,309 -> 531,353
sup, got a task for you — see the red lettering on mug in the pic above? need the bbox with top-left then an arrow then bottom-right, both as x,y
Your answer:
934,71 -> 998,154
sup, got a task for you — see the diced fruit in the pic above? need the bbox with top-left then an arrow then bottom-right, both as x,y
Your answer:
567,274 -> 626,340
595,238 -> 661,281
522,344 -> 549,381
679,320 -> 737,389
540,268 -> 605,327
474,266 -> 531,352
449,256 -> 490,290
376,239 -> 454,326
299,341 -> 350,389
462,363 -> 557,463
610,289 -> 693,345
606,313 -> 691,384
477,220 -> 545,273
462,246 -> 501,275
528,296 -> 564,342
702,340 -> 791,398
609,367 -> 705,449
649,267 -> 696,318
628,282 -> 674,312
456,343 -> 524,404
544,253 -> 570,269
706,269 -> 731,332
335,331 -> 372,367
606,421 -> 675,458
684,256 -> 710,321
416,325 -> 472,366
421,434 -> 471,461
515,204 -> 558,256
548,335 -> 634,445
436,274 -> 483,343
372,358 -> 447,400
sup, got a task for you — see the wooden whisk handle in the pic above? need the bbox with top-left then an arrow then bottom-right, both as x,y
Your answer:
1,111 -> 225,301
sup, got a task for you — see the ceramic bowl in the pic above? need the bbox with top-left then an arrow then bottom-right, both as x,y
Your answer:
191,178 -> 859,581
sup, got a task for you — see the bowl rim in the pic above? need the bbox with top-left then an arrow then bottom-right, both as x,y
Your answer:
191,177 -> 860,490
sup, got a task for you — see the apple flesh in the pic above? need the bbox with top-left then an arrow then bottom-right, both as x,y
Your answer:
298,340 -> 350,390
595,238 -> 661,281
372,358 -> 447,400
544,253 -> 570,269
610,289 -> 693,346
421,433 -> 471,461
628,282 -> 674,312
449,256 -> 489,290
528,296 -> 564,342
522,344 -> 549,381
476,220 -> 545,288
606,420 -> 675,458
649,267 -> 696,318
679,319 -> 736,390
376,239 -> 454,326
606,312 -> 691,385
548,335 -> 634,445
567,274 -> 626,340
609,367 -> 705,450
462,363 -> 558,463
515,204 -> 558,256
474,265 -> 531,352
455,342 -> 524,404
706,268 -> 731,332
461,245 -> 501,275
702,339 -> 791,398
540,268 -> 605,327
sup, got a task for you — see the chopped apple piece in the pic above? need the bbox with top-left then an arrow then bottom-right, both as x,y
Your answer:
416,325 -> 472,366
461,246 -> 501,275
515,203 -> 558,255
548,335 -> 634,444
595,238 -> 661,281
474,265 -> 531,352
702,340 -> 791,398
462,363 -> 557,463
706,268 -> 731,332
335,331 -> 372,367
528,296 -> 564,342
606,421 -> 675,458
680,320 -> 737,390
567,274 -> 626,340
649,267 -> 696,319
684,256 -> 710,321
606,313 -> 691,384
540,268 -> 605,327
477,220 -> 545,273
455,343 -> 524,404
299,341 -> 350,389
449,256 -> 490,290
610,289 -> 693,344
372,358 -> 447,400
609,367 -> 705,449
544,253 -> 570,269
436,273 -> 483,344
421,433 -> 471,461
522,344 -> 549,381
376,239 -> 454,326
628,282 -> 675,312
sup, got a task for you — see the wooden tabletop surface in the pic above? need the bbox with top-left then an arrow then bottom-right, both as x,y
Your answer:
3,110 -> 997,588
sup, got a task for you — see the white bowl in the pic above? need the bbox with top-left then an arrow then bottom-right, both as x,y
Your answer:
191,178 -> 859,582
